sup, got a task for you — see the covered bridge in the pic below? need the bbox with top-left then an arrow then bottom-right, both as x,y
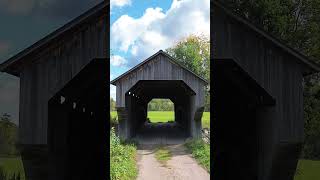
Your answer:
111,50 -> 208,141
213,1 -> 320,180
0,2 -> 108,180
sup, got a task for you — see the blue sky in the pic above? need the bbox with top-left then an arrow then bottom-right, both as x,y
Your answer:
110,0 -> 172,81
110,0 -> 210,99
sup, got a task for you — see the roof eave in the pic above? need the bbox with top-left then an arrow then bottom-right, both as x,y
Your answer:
213,0 -> 320,73
110,50 -> 209,86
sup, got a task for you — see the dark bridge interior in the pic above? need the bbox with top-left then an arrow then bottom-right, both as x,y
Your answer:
47,59 -> 107,180
121,80 -> 196,144
213,59 -> 276,180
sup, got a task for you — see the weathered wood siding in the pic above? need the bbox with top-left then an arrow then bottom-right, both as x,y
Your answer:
19,14 -> 107,144
213,5 -> 304,179
115,54 -> 206,108
213,4 -> 304,143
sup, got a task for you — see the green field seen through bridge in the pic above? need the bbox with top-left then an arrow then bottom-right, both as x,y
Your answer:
110,111 -> 211,129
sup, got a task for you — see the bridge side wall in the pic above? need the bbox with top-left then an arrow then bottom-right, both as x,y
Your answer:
213,4 -> 304,179
19,14 -> 107,145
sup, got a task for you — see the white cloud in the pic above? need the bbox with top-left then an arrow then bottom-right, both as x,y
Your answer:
111,0 -> 131,10
111,7 -> 165,52
111,0 -> 210,64
110,55 -> 127,67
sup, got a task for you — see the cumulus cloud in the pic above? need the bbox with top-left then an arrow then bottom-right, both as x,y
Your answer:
111,7 -> 165,52
111,0 -> 210,65
111,55 -> 127,67
111,0 -> 131,10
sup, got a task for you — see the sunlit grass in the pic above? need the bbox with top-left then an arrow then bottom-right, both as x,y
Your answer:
0,156 -> 25,179
110,111 -> 210,128
154,147 -> 172,166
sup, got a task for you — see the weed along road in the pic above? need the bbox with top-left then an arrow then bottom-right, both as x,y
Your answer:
136,144 -> 210,180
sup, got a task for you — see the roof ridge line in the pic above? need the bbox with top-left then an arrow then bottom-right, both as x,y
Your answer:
213,0 -> 320,73
110,50 -> 209,85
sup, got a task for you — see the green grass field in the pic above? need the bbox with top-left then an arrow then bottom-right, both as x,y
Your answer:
110,111 -> 210,129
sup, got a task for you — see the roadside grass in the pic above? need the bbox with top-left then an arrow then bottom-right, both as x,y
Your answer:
110,111 -> 210,128
110,128 -> 138,180
111,111 -> 117,120
294,159 -> 320,180
184,139 -> 210,173
154,147 -> 172,166
201,112 -> 210,129
0,156 -> 25,180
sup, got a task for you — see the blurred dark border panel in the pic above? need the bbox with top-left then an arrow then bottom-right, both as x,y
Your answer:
0,0 -> 110,179
211,1 -> 320,180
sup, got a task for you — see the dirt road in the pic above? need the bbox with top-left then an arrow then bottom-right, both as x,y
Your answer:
136,144 -> 210,180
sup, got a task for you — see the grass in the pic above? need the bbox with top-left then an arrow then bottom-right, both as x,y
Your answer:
201,112 -> 210,129
0,156 -> 25,180
147,111 -> 174,122
111,111 -> 117,120
110,111 -> 210,129
154,147 -> 172,165
294,159 -> 320,180
110,128 -> 137,180
184,139 -> 210,173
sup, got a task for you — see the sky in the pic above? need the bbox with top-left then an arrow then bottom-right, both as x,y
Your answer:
110,0 -> 210,100
0,0 -> 103,123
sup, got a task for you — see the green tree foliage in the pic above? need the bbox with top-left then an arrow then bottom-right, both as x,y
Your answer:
223,0 -> 320,63
223,0 -> 320,159
0,113 -> 18,155
166,35 -> 210,111
110,97 -> 116,111
147,99 -> 174,111
303,79 -> 320,158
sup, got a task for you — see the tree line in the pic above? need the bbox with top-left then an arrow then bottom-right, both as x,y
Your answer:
0,113 -> 19,155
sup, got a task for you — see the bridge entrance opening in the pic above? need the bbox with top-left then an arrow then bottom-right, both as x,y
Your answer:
213,59 -> 276,179
117,80 -> 197,144
147,98 -> 174,123
47,59 -> 107,180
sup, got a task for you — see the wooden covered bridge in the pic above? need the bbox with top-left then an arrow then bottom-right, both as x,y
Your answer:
0,2 -> 108,180
213,1 -> 320,180
110,50 -> 208,142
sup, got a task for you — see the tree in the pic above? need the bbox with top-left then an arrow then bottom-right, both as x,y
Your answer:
0,113 -> 18,155
166,35 -> 210,111
147,99 -> 174,111
110,98 -> 116,111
